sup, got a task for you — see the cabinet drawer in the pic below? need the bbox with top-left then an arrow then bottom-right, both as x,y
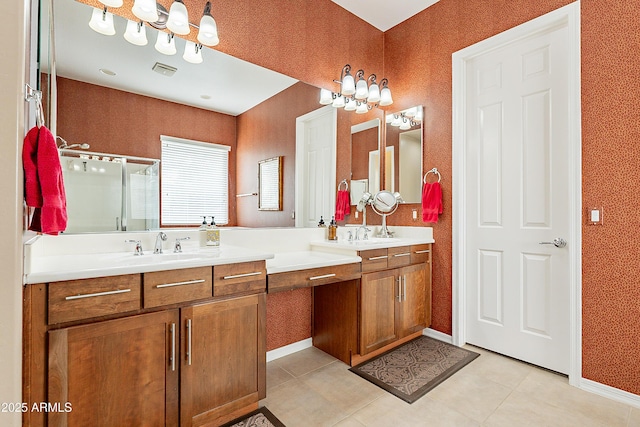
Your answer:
387,246 -> 412,268
144,267 -> 212,308
268,263 -> 361,293
359,248 -> 389,272
411,244 -> 432,265
48,275 -> 141,324
214,261 -> 266,297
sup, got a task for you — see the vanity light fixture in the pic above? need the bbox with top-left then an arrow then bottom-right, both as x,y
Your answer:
124,20 -> 148,46
166,0 -> 190,35
132,0 -> 159,22
197,2 -> 220,46
183,41 -> 203,64
89,7 -> 116,36
387,108 -> 422,129
319,64 -> 393,112
155,31 -> 176,55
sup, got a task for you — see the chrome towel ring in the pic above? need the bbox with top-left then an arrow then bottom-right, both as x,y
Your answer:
423,168 -> 441,184
338,179 -> 349,191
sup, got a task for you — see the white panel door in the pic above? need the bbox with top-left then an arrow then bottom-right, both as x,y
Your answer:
295,106 -> 337,228
465,22 -> 571,373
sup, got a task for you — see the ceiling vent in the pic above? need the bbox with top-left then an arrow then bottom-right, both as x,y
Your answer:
152,62 -> 177,77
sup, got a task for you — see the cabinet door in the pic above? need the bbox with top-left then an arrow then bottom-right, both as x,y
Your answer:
180,293 -> 266,427
48,310 -> 180,427
397,263 -> 427,339
360,270 -> 399,355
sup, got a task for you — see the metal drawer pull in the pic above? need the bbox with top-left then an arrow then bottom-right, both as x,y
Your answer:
393,253 -> 411,257
186,319 -> 192,366
65,288 -> 131,301
396,276 -> 402,302
222,272 -> 262,280
156,279 -> 205,289
170,323 -> 176,372
414,250 -> 431,254
309,273 -> 336,281
403,275 -> 407,302
367,255 -> 388,261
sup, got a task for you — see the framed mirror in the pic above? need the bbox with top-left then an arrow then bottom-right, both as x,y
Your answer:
258,156 -> 283,211
350,118 -> 381,205
384,106 -> 423,203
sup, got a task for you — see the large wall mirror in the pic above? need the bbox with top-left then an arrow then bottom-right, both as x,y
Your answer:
350,119 -> 381,205
39,0 -> 323,233
385,106 -> 423,203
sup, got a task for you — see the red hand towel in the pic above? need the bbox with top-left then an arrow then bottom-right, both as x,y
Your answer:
335,190 -> 350,221
22,126 -> 68,235
422,182 -> 443,223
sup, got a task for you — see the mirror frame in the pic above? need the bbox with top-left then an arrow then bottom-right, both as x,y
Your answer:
350,118 -> 381,205
258,156 -> 283,211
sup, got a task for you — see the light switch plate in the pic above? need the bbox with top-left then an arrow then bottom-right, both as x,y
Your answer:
587,207 -> 603,225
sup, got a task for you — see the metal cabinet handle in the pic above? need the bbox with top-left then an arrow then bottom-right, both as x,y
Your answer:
414,250 -> 431,254
65,288 -> 131,301
368,255 -> 388,261
186,319 -> 192,366
393,253 -> 411,258
310,273 -> 336,281
170,323 -> 176,372
222,272 -> 262,280
156,279 -> 206,289
538,238 -> 567,248
397,276 -> 402,302
403,275 -> 407,302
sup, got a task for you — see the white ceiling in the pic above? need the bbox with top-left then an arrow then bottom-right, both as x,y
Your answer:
46,0 -> 439,117
332,0 -> 440,31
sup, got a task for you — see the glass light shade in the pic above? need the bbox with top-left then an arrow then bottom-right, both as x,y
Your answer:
124,20 -> 148,46
132,0 -> 159,22
367,83 -> 381,103
354,78 -> 369,100
379,86 -> 393,106
355,102 -> 369,114
386,114 -> 394,123
399,119 -> 411,130
414,107 -> 423,122
405,107 -> 417,118
89,8 -> 116,36
341,73 -> 355,96
391,115 -> 402,126
167,1 -> 190,35
319,89 -> 333,105
198,14 -> 219,46
99,0 -> 123,7
344,98 -> 357,111
183,41 -> 203,64
155,31 -> 176,55
332,95 -> 345,108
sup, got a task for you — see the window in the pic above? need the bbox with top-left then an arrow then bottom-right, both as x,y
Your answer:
161,135 -> 230,225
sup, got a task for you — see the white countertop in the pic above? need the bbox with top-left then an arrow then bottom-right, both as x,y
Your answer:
266,251 -> 362,274
310,236 -> 435,253
24,245 -> 275,284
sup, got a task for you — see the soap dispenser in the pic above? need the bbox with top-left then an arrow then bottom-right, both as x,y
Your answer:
199,216 -> 208,246
328,216 -> 338,241
206,216 -> 220,247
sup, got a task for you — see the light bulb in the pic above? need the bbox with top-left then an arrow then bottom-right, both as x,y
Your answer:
319,89 -> 333,105
198,2 -> 219,46
89,8 -> 115,36
355,77 -> 369,100
167,0 -> 190,35
183,41 -> 203,64
124,20 -> 148,46
155,31 -> 176,55
132,0 -> 159,22
344,98 -> 357,111
332,94 -> 345,108
98,0 -> 123,7
341,72 -> 355,96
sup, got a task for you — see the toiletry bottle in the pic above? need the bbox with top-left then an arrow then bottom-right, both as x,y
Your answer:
206,216 -> 220,247
328,216 -> 338,240
199,216 -> 208,246
318,216 -> 326,227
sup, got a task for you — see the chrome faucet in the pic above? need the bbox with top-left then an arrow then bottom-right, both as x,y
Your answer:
356,225 -> 370,241
154,232 -> 167,254
173,237 -> 190,253
125,240 -> 143,256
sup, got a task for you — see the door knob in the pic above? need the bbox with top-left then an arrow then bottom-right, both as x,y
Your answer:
538,238 -> 567,248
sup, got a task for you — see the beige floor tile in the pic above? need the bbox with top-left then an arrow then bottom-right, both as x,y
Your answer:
261,378 -> 350,427
298,361 -> 386,415
270,346 -> 337,378
332,417 -> 367,426
628,407 -> 640,427
484,390 -> 604,427
266,363 -> 295,391
516,369 -> 630,427
426,369 -> 512,422
460,347 -> 533,390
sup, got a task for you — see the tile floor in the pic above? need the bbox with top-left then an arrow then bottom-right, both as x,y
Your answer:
261,344 -> 640,427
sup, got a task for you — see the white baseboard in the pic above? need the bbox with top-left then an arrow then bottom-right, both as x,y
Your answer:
579,378 -> 640,409
422,328 -> 454,344
266,338 -> 313,363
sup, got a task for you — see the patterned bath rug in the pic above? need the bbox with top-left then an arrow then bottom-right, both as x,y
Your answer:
350,336 -> 480,403
219,407 -> 286,427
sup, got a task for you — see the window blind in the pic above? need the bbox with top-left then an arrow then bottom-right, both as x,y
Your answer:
160,136 -> 230,225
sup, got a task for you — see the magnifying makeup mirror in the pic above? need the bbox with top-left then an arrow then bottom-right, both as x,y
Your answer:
371,190 -> 401,237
